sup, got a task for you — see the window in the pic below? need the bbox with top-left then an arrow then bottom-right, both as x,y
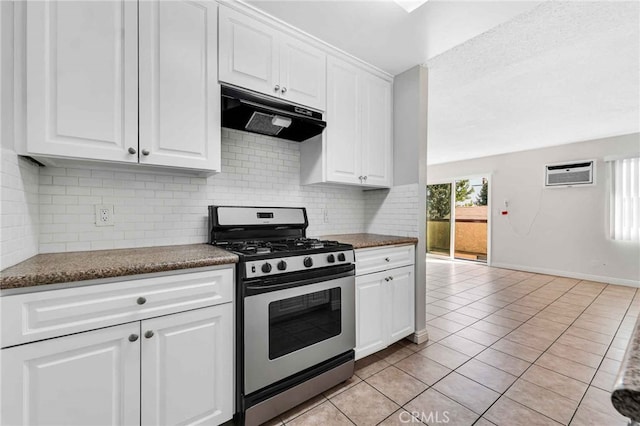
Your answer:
610,156 -> 640,241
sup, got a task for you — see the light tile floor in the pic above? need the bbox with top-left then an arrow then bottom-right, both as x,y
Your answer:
264,257 -> 639,426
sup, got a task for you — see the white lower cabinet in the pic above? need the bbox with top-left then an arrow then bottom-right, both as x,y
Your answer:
1,322 -> 141,426
355,245 -> 415,360
0,267 -> 234,426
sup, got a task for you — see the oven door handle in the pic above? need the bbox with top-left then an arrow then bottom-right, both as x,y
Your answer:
245,265 -> 355,296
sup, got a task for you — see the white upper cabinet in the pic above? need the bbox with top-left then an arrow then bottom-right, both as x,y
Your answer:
325,57 -> 362,185
361,73 -> 392,187
301,55 -> 392,189
218,6 -> 326,111
139,0 -> 220,171
18,0 -> 221,172
24,1 -> 139,163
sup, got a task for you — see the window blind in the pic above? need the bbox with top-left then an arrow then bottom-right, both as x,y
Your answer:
610,157 -> 640,241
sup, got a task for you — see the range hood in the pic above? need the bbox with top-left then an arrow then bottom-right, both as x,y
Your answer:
221,85 -> 326,142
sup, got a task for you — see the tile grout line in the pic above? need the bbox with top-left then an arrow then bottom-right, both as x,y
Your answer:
565,285 -> 639,426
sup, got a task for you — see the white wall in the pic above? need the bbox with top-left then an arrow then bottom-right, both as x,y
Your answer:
35,129 -> 367,254
427,133 -> 640,286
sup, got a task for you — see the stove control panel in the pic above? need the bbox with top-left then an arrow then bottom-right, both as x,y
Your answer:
245,250 -> 355,278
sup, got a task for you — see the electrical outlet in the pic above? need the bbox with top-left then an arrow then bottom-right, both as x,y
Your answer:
95,204 -> 114,227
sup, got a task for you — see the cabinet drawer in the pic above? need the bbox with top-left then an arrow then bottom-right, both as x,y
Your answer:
1,267 -> 234,348
355,245 -> 415,276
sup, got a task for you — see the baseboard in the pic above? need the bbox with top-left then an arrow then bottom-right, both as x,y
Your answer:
490,262 -> 640,288
407,328 -> 429,345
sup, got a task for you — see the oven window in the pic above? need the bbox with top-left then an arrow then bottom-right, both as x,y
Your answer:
268,288 -> 342,360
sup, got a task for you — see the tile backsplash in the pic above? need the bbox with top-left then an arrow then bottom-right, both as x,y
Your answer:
36,129 -> 369,253
0,149 -> 39,269
364,183 -> 420,237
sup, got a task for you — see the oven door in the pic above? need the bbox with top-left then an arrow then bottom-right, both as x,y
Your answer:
243,269 -> 355,395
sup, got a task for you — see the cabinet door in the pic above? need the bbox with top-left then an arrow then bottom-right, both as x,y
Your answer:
1,323 -> 140,426
138,0 -> 220,171
218,6 -> 279,97
388,266 -> 415,342
325,56 -> 362,185
141,304 -> 233,426
24,1 -> 138,162
279,34 -> 326,110
355,271 -> 387,360
361,74 -> 392,187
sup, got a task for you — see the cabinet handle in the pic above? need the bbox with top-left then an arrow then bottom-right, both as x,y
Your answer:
389,276 -> 394,280
128,334 -> 139,342
128,147 -> 137,155
281,87 -> 287,94
141,149 -> 150,156
137,297 -> 147,305
274,85 -> 280,92
385,257 -> 390,262
363,176 -> 368,181
358,176 -> 363,182
384,277 -> 390,282
144,330 -> 154,339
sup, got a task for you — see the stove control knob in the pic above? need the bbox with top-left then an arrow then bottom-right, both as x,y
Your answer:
337,253 -> 346,262
261,263 -> 272,273
327,254 -> 336,263
303,257 -> 313,268
277,260 -> 287,271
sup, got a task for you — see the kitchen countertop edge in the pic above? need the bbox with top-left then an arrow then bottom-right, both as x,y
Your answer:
1,244 -> 238,291
321,233 -> 419,249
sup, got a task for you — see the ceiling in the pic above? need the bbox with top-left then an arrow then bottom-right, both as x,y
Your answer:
245,0 -> 541,75
246,0 -> 640,165
426,1 -> 640,164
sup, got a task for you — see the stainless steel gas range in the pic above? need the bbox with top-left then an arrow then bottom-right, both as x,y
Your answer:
208,206 -> 356,426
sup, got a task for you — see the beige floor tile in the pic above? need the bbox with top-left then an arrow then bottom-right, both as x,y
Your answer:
535,311 -> 577,325
433,372 -> 500,414
591,369 -> 617,392
564,326 -> 614,346
474,418 -> 497,426
456,306 -> 492,319
484,396 -> 562,426
441,311 -> 479,326
546,342 -> 603,368
535,353 -> 596,383
406,388 -> 479,426
504,329 -> 554,351
456,359 -> 517,393
279,394 -> 327,423
377,409 -> 421,426
570,386 -> 629,426
475,347 -> 531,376
366,366 -> 428,406
438,334 -> 487,357
455,327 -> 501,346
427,317 -> 468,333
470,320 -> 514,337
482,313 -> 524,329
605,346 -> 626,362
556,334 -> 608,356
505,378 -> 578,424
426,325 -> 452,342
598,357 -> 621,375
330,382 -> 399,425
419,342 -> 471,369
491,338 -> 544,363
520,364 -> 588,402
322,374 -> 362,399
374,343 -> 414,364
285,401 -> 352,426
426,304 -> 453,317
395,353 -> 452,385
354,354 -> 390,380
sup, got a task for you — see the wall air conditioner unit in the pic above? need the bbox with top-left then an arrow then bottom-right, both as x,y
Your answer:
545,160 -> 595,187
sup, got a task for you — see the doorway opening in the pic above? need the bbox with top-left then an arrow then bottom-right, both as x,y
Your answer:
426,176 -> 489,263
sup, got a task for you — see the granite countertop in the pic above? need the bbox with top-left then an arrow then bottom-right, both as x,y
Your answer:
321,233 -> 419,249
611,314 -> 640,422
0,244 -> 238,291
